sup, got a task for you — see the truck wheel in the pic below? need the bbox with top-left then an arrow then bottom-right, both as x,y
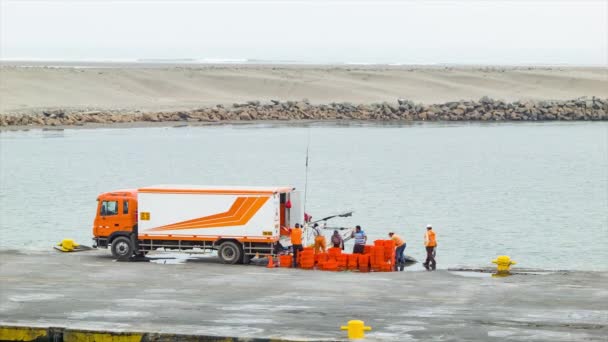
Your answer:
111,236 -> 133,261
218,241 -> 242,264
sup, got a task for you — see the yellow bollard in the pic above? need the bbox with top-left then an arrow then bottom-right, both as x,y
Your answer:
56,239 -> 79,252
492,255 -> 516,274
340,320 -> 372,339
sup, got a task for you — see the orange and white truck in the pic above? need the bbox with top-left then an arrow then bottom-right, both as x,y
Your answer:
92,185 -> 304,263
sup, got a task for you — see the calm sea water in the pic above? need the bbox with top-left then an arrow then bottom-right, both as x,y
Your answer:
1,122 -> 606,271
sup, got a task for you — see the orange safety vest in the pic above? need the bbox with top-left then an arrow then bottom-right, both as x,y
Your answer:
291,227 -> 303,245
425,230 -> 437,247
391,234 -> 405,247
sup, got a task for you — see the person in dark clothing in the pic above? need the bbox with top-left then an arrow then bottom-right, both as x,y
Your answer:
331,230 -> 344,249
291,223 -> 303,268
423,224 -> 437,271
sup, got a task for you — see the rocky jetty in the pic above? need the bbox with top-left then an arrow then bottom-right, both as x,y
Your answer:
1,97 -> 606,127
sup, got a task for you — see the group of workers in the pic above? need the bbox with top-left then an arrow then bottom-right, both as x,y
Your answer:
387,224 -> 437,271
289,223 -> 438,271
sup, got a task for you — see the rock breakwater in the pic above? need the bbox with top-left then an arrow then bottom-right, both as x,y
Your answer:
1,97 -> 606,127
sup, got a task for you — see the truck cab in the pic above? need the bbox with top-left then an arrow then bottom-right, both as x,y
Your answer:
93,189 -> 138,249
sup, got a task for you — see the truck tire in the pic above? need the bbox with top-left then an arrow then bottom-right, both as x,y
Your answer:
218,241 -> 242,264
111,236 -> 133,261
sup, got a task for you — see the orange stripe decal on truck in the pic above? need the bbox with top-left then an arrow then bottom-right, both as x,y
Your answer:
148,196 -> 269,231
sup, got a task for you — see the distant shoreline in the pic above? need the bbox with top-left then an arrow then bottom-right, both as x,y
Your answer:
2,63 -> 606,120
1,97 -> 606,128
2,119 -> 607,133
2,60 -> 605,68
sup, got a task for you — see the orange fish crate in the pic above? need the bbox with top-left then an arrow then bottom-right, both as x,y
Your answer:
279,255 -> 292,267
380,263 -> 393,272
300,250 -> 314,258
336,254 -> 348,271
372,246 -> 385,270
300,256 -> 315,269
315,252 -> 328,267
300,250 -> 314,268
383,240 -> 395,262
358,254 -> 370,271
322,260 -> 338,271
328,247 -> 342,258
347,254 -> 358,270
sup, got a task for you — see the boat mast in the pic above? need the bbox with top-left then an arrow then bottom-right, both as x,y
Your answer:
303,128 -> 310,219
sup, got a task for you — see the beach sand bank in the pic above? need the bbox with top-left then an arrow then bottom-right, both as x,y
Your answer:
1,64 -> 606,115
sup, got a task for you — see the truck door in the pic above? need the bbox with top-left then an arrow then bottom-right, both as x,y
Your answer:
95,198 -> 130,236
288,191 -> 304,227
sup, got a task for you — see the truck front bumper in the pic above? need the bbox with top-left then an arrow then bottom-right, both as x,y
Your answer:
93,237 -> 109,248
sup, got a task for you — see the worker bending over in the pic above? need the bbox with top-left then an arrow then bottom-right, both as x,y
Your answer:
312,223 -> 327,254
291,223 -> 303,268
423,224 -> 437,271
388,232 -> 406,271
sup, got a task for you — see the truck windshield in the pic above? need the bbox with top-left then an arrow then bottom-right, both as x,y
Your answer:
101,200 -> 118,216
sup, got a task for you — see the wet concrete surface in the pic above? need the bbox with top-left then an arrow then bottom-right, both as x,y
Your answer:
0,250 -> 607,341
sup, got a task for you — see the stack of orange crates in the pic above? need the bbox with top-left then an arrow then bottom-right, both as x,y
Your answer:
298,247 -> 313,266
336,254 -> 348,271
322,259 -> 338,271
368,240 -> 395,272
358,254 -> 370,272
383,240 -> 396,271
347,254 -> 358,270
315,252 -> 328,268
372,244 -> 385,271
272,241 -> 396,272
299,249 -> 315,269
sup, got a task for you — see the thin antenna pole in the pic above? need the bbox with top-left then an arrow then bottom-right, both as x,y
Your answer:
303,129 -> 311,218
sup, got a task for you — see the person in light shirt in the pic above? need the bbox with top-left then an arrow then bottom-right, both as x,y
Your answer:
351,225 -> 367,254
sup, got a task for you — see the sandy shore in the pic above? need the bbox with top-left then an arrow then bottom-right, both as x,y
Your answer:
1,63 -> 606,115
1,250 -> 607,341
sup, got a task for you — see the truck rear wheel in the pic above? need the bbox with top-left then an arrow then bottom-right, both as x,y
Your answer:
218,241 -> 242,264
111,236 -> 133,261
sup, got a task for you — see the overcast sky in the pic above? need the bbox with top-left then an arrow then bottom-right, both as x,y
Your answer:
1,0 -> 606,65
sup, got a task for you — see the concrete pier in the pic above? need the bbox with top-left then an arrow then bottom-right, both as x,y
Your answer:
0,250 -> 606,341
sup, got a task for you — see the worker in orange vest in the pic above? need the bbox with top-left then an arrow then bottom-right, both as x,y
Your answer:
291,223 -> 303,268
423,224 -> 437,271
312,223 -> 327,254
388,232 -> 406,271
